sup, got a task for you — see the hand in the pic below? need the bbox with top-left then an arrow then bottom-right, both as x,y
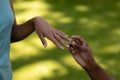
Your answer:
69,35 -> 96,68
69,36 -> 115,80
33,17 -> 70,49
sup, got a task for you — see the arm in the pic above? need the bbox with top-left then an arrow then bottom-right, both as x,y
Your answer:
69,36 -> 115,80
84,62 -> 114,80
10,0 -> 70,49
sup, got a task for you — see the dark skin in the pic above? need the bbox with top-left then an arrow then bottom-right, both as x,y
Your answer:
69,36 -> 115,80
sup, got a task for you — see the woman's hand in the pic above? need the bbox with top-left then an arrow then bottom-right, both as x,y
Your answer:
33,17 -> 70,49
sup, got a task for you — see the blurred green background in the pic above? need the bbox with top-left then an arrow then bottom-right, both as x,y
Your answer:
10,0 -> 120,80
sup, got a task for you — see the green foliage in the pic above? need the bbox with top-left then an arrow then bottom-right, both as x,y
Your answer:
11,0 -> 120,80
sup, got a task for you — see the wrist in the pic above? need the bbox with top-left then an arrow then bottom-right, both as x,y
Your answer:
84,61 -> 98,71
33,16 -> 48,29
84,61 -> 115,80
33,16 -> 45,24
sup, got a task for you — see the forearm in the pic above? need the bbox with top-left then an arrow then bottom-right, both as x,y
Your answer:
11,18 -> 35,42
84,62 -> 115,80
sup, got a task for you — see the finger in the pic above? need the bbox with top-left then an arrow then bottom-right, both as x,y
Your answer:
56,30 -> 71,41
71,40 -> 76,46
48,36 -> 64,49
70,47 -> 78,56
75,44 -> 88,51
71,35 -> 83,40
54,34 -> 69,48
72,35 -> 84,44
72,50 -> 76,54
70,48 -> 80,56
38,32 -> 47,48
72,35 -> 88,46
69,43 -> 78,54
69,40 -> 76,49
69,41 -> 77,52
69,45 -> 74,51
70,40 -> 85,51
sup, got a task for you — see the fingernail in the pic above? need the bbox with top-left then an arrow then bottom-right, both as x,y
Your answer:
60,47 -> 64,49
72,41 -> 76,45
66,45 -> 69,48
44,44 -> 47,48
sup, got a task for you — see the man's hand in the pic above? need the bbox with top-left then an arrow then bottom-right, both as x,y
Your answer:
69,35 -> 96,68
69,35 -> 115,80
